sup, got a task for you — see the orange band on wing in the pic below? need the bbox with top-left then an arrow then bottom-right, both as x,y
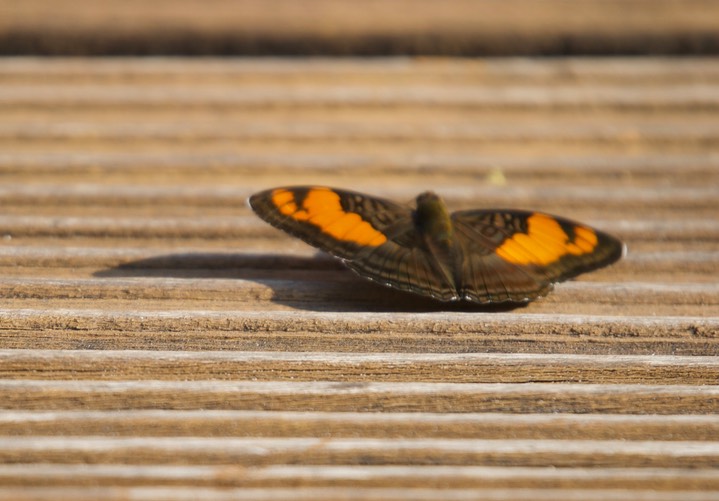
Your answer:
271,187 -> 387,247
496,213 -> 598,266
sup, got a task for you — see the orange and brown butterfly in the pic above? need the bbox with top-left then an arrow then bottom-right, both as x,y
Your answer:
249,186 -> 625,304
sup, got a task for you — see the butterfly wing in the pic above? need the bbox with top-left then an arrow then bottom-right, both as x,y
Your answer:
249,186 -> 458,301
451,209 -> 625,303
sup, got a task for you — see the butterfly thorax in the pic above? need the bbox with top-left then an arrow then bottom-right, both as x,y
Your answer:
414,192 -> 460,290
414,192 -> 453,245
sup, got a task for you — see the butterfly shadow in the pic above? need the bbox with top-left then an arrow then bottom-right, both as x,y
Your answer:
94,252 -> 528,313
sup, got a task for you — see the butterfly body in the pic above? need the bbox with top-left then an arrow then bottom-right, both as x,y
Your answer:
249,186 -> 625,304
410,192 -> 457,292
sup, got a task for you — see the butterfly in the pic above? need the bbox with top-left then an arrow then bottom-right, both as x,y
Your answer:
249,186 -> 625,304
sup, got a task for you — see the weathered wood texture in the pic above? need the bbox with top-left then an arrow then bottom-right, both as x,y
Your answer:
0,57 -> 718,500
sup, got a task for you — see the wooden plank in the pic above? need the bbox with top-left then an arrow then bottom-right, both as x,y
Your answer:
1,279 -> 719,318
1,350 -> 718,384
3,308 -> 717,338
2,82 -> 719,110
1,464 -> 719,489
2,486 -> 719,501
1,309 -> 717,354
1,436 -> 719,467
0,380 -> 717,414
2,57 -> 719,80
0,152 -> 717,183
2,411 -> 718,441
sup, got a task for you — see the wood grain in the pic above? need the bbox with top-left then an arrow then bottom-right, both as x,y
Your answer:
0,56 -> 717,500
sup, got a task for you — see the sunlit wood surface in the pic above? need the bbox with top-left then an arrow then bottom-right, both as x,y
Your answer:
0,57 -> 718,500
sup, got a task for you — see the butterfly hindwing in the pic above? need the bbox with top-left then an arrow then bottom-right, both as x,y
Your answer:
346,243 -> 459,301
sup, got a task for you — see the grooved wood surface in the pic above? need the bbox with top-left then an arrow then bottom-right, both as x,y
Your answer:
0,57 -> 718,500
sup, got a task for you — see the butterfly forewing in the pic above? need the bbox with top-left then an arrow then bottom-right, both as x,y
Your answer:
250,186 -> 407,260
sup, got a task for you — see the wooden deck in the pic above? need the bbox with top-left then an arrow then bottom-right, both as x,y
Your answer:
0,57 -> 718,500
